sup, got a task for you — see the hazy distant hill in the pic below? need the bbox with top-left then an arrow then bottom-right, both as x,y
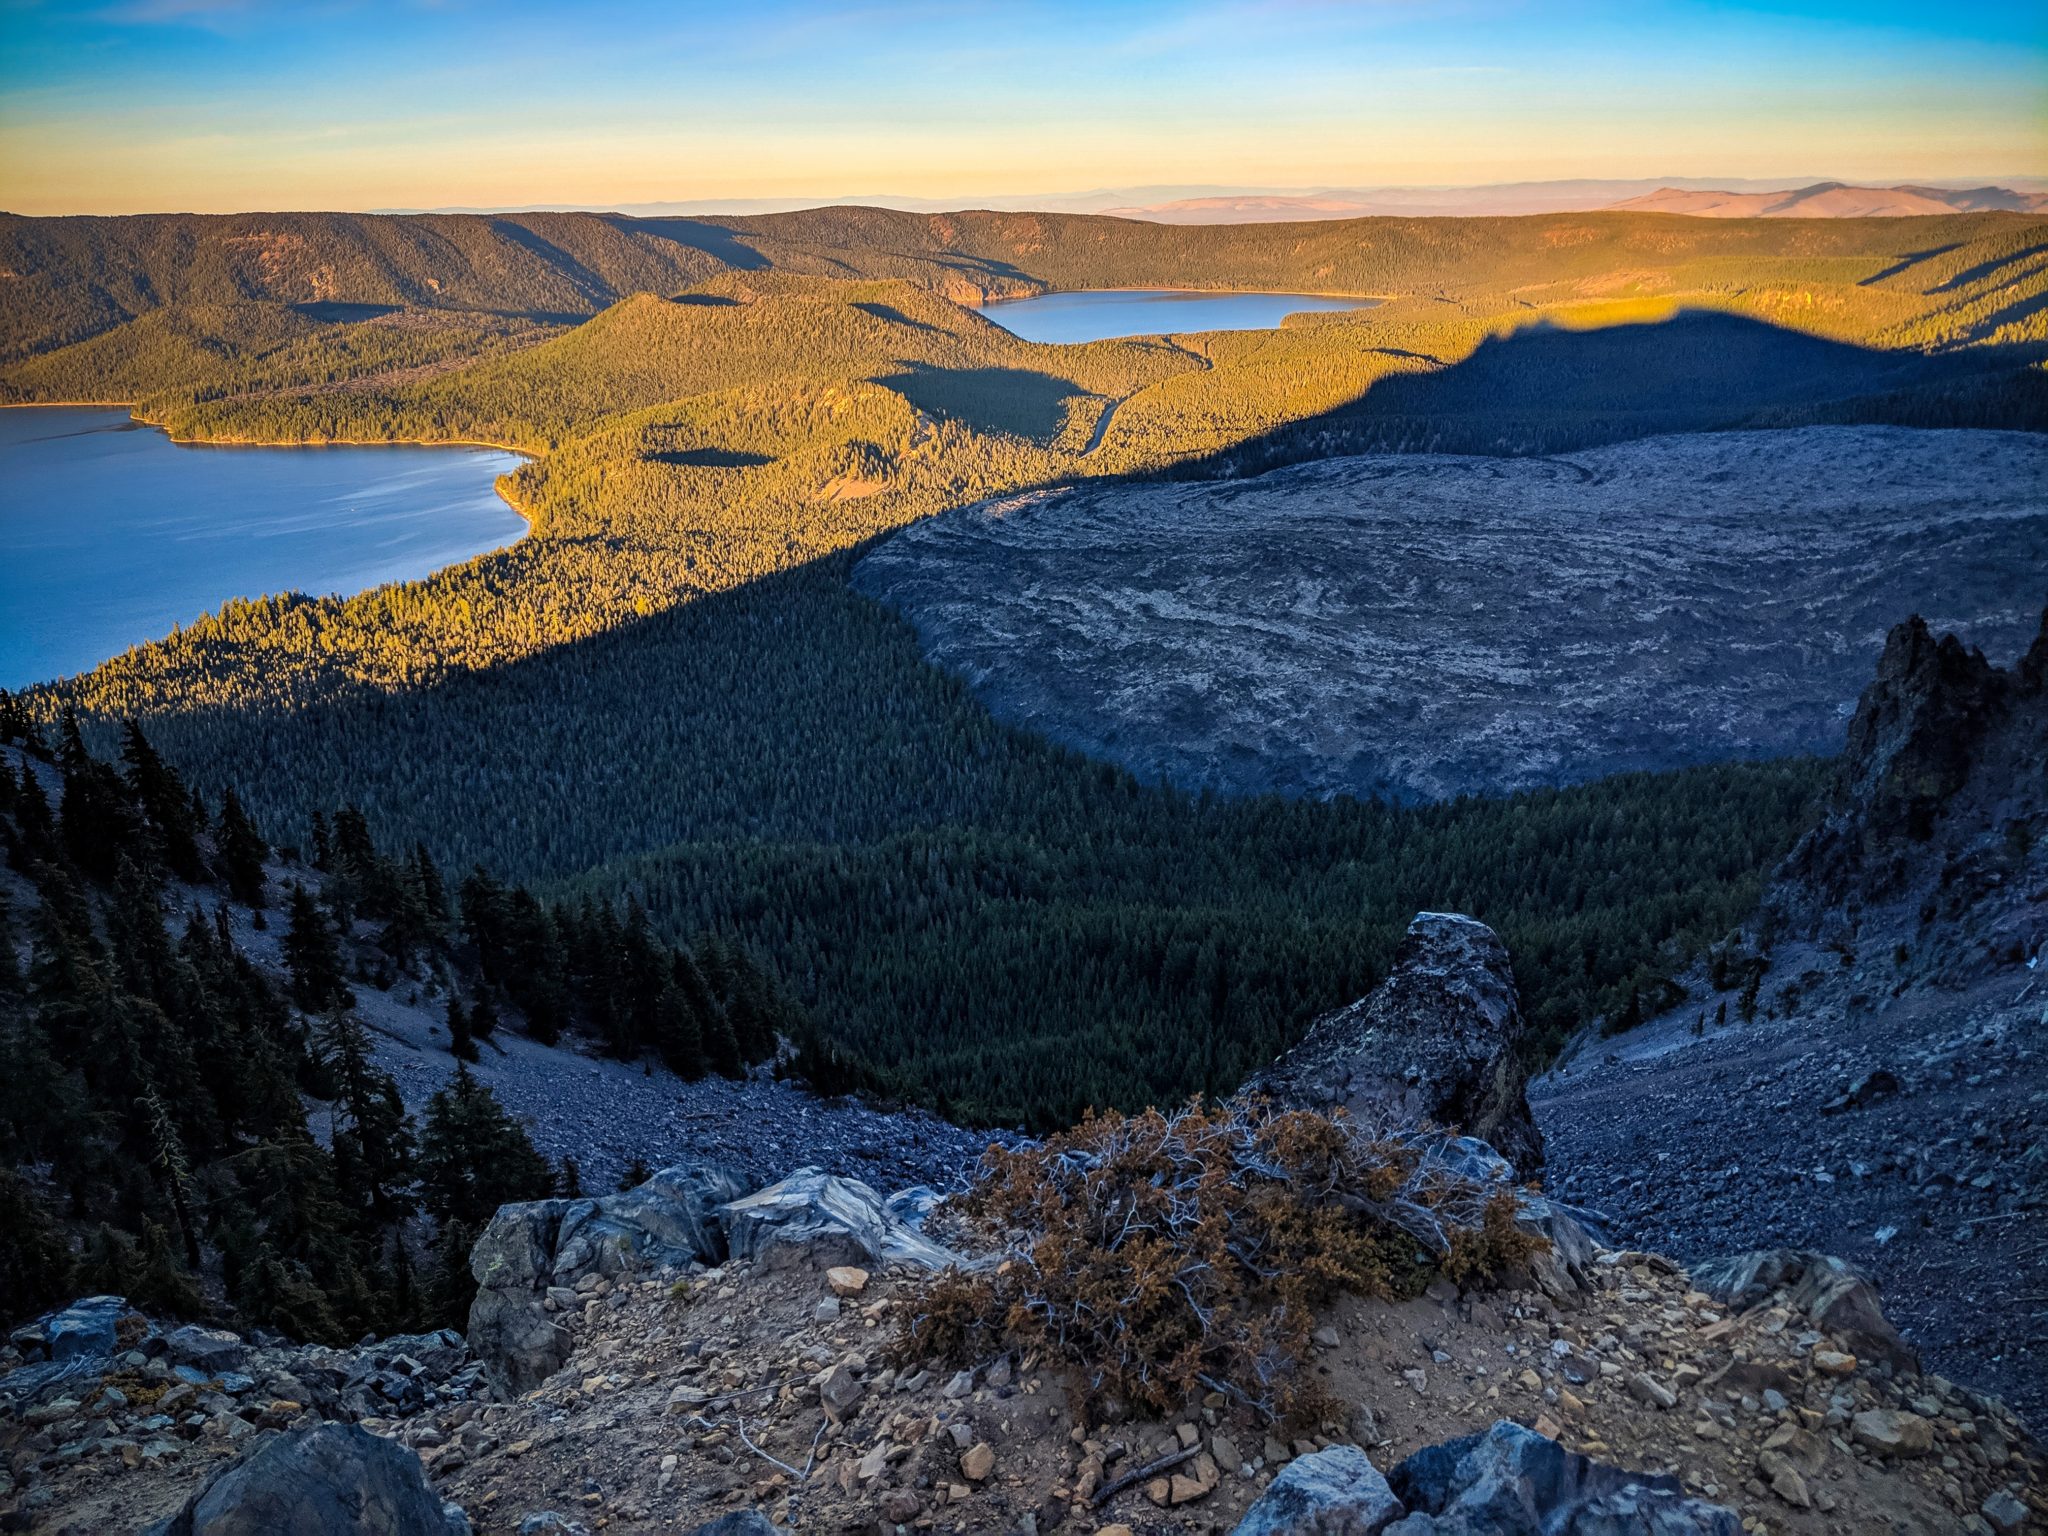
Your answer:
1608,182 -> 2048,218
1100,179 -> 2048,223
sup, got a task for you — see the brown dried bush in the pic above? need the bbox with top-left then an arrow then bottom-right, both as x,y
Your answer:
895,1099 -> 1546,1427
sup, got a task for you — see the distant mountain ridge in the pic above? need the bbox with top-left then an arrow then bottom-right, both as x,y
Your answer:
1606,182 -> 2048,218
1096,179 -> 2048,223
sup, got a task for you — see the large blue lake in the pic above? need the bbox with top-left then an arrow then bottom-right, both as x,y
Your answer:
0,407 -> 526,688
979,289 -> 1378,344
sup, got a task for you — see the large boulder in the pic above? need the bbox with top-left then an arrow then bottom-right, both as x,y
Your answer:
144,1423 -> 469,1536
15,1294 -> 132,1363
468,1164 -> 745,1395
1231,1445 -> 1405,1536
721,1168 -> 960,1271
1242,913 -> 1544,1175
1689,1249 -> 1919,1375
1385,1420 -> 1740,1535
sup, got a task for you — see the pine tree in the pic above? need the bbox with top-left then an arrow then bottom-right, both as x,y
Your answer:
416,1063 -> 553,1229
56,709 -> 144,883
120,721 -> 202,882
216,788 -> 269,908
282,884 -> 351,1013
316,1012 -> 417,1226
447,995 -> 477,1062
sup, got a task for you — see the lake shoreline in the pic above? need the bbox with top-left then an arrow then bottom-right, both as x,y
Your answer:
0,400 -> 532,457
0,405 -> 532,690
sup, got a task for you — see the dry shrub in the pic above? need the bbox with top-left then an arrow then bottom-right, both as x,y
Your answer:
895,1099 -> 1546,1427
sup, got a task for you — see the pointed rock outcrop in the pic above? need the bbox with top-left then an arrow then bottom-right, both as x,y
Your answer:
1241,912 -> 1543,1175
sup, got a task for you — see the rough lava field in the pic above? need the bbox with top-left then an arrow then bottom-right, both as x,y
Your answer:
853,426 -> 2048,802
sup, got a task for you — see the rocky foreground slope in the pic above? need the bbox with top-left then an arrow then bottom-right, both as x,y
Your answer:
852,426 -> 2047,802
1537,609 -> 2048,1426
7,893 -> 2043,1534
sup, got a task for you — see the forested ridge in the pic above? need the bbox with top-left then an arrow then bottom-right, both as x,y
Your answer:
0,707 -> 803,1337
2,206 -> 2040,1126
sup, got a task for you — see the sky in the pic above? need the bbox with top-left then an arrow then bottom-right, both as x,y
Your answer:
1,0 -> 2043,215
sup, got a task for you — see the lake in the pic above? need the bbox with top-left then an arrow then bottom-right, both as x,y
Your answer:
979,289 -> 1378,344
0,407 -> 527,688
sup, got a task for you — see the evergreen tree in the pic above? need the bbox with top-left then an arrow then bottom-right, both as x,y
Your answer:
416,1063 -> 553,1229
282,884 -> 351,1013
0,1169 -> 75,1318
215,788 -> 269,908
446,995 -> 477,1062
56,709 -> 144,883
120,721 -> 202,882
316,1011 -> 417,1227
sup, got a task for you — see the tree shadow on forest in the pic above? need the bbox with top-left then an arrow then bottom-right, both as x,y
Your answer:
878,365 -> 1083,441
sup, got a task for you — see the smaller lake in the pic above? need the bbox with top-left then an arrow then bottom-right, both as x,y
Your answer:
0,408 -> 527,688
980,289 -> 1378,344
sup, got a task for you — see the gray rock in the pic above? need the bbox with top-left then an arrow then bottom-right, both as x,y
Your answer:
44,1296 -> 129,1362
165,1326 -> 248,1376
468,1164 -> 744,1395
1231,1444 -> 1404,1536
143,1422 -> 469,1535
721,1167 -> 959,1271
1242,913 -> 1544,1175
684,1514 -> 777,1536
517,1516 -> 591,1536
1386,1420 -> 1739,1535
1982,1488 -> 2030,1535
1690,1250 -> 1918,1374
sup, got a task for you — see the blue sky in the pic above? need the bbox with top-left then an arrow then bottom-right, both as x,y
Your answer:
1,0 -> 2042,213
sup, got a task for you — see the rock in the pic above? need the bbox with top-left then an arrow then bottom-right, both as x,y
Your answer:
1386,1420 -> 1740,1535
164,1325 -> 248,1376
683,1515 -> 776,1536
1820,1069 -> 1901,1115
1628,1372 -> 1678,1410
1852,1409 -> 1934,1458
143,1423 -> 469,1535
44,1296 -> 129,1362
1982,1489 -> 2030,1535
1230,1444 -> 1404,1536
884,1186 -> 942,1230
818,1364 -> 864,1423
1812,1349 -> 1856,1376
1757,1449 -> 1811,1508
722,1168 -> 959,1270
516,1516 -> 590,1536
1831,615 -> 2009,842
1241,913 -> 1544,1174
1690,1250 -> 1919,1374
468,1164 -> 744,1394
882,1489 -> 921,1522
827,1266 -> 870,1297
960,1442 -> 996,1482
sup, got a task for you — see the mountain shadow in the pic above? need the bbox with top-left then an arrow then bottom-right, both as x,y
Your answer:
1148,309 -> 2046,481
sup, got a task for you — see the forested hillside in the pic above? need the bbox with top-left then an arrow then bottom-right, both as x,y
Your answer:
3,206 -> 2042,1123
0,708 -> 799,1336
